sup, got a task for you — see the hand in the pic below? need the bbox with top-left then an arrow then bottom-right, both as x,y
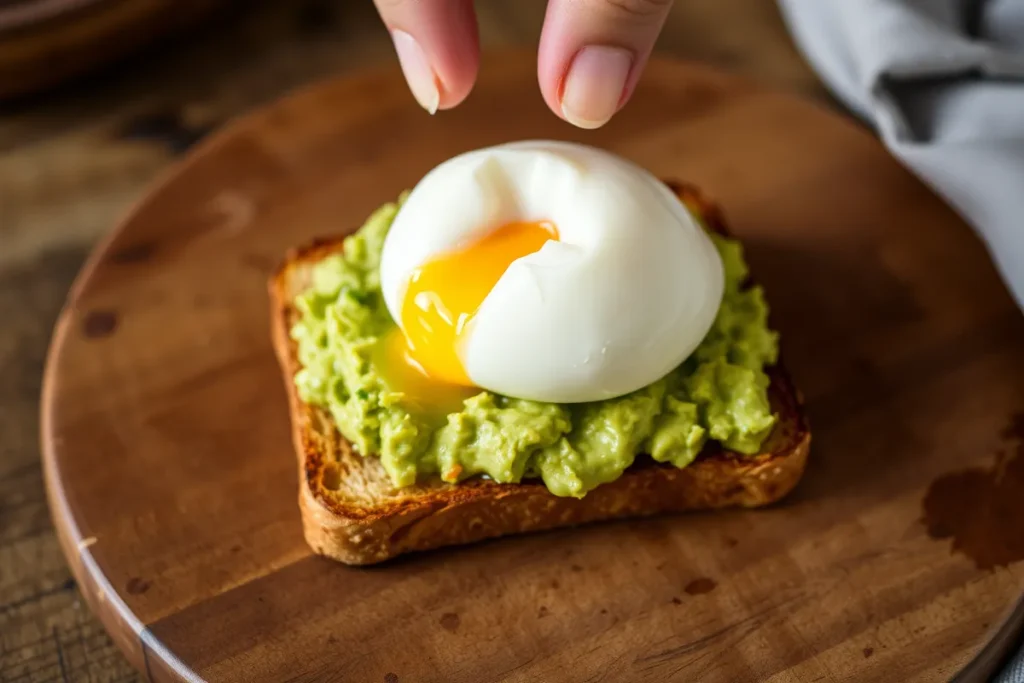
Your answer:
374,0 -> 675,129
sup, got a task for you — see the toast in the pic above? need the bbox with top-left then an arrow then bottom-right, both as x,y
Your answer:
269,182 -> 811,565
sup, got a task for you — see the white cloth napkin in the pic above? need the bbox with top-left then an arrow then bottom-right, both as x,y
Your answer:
777,0 -> 1024,310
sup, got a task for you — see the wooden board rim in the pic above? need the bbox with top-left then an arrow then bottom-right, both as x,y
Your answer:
40,49 -> 1024,682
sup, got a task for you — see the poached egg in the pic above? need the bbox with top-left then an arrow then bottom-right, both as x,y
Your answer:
378,141 -> 724,404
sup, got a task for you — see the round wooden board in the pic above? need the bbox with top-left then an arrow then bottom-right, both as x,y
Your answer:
42,51 -> 1024,683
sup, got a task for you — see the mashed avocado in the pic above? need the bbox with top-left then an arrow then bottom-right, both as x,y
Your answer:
291,196 -> 779,498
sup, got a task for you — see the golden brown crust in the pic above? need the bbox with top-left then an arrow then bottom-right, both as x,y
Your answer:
269,182 -> 811,565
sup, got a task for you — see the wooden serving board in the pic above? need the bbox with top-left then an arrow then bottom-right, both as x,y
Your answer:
42,51 -> 1024,683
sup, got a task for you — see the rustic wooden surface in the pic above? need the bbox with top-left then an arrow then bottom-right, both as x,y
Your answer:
0,1 -> 898,682
0,0 -> 232,100
34,29 -> 1024,683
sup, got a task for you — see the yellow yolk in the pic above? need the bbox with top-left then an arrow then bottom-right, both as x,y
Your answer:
374,329 -> 477,420
397,220 -> 559,389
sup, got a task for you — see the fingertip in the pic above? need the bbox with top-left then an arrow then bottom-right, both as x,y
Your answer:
436,48 -> 479,111
536,4 -> 569,119
537,0 -> 672,128
429,0 -> 480,111
379,0 -> 480,114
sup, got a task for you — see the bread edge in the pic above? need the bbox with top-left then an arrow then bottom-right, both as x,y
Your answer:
268,182 -> 812,565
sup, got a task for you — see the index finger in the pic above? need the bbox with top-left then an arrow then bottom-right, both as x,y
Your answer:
374,0 -> 480,113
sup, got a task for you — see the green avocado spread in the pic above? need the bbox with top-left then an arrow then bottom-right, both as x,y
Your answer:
291,195 -> 779,498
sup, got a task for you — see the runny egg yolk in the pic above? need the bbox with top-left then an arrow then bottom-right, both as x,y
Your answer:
375,329 -> 478,420
396,220 -> 559,390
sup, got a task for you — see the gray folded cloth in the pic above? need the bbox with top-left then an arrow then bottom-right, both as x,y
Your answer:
777,0 -> 1024,311
777,2 -> 1024,680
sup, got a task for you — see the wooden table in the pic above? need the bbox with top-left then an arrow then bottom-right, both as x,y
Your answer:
0,2 -> 827,681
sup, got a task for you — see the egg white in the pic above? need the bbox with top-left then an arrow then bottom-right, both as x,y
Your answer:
379,141 -> 724,403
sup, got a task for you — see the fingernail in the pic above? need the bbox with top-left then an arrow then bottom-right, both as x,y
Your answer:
561,46 -> 633,129
391,30 -> 440,114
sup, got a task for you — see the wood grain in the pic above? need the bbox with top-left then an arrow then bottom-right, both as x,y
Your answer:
0,0 -> 231,100
38,49 -> 1024,682
0,3 -> 828,680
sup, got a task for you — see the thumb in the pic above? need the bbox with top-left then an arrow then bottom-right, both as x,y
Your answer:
538,0 -> 674,129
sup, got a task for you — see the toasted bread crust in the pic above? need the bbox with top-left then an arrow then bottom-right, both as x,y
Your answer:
269,183 -> 811,565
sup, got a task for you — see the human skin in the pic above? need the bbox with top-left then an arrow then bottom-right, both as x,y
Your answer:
373,0 -> 675,129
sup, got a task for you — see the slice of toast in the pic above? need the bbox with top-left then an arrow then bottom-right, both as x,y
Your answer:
269,183 -> 811,565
